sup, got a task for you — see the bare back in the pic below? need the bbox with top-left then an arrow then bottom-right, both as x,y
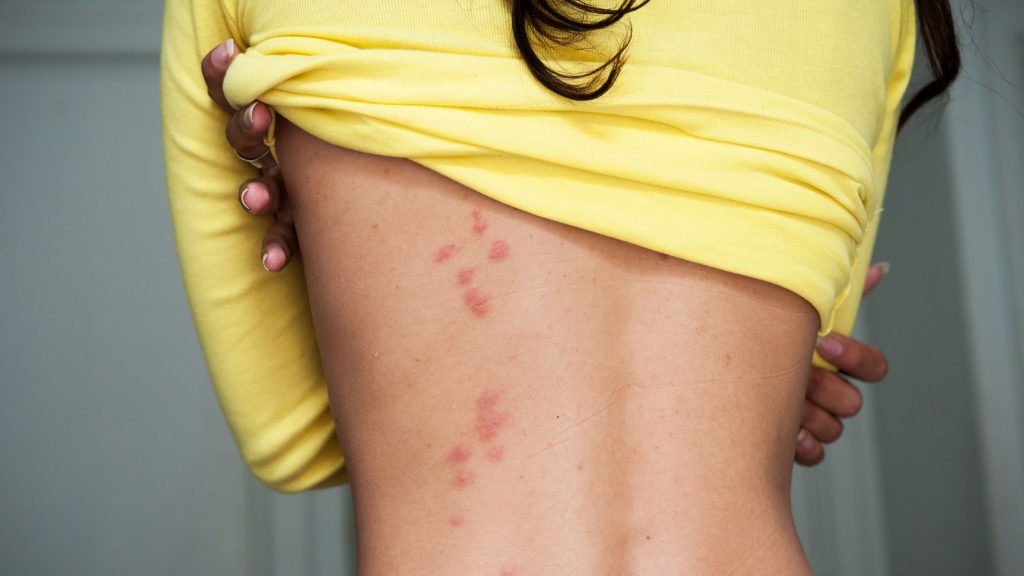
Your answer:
276,118 -> 819,575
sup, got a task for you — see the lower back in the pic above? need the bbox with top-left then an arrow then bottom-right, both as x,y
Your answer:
276,119 -> 818,575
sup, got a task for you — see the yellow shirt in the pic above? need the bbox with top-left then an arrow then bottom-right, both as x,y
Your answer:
161,0 -> 916,491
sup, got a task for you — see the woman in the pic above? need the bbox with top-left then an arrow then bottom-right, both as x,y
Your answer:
162,0 -> 959,573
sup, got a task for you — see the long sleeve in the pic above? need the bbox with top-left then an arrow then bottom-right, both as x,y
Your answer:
810,0 -> 917,371
160,0 -> 346,492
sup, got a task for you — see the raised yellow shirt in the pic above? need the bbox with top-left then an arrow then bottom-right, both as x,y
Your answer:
161,0 -> 916,491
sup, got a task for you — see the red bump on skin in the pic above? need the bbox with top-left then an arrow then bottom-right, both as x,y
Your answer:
457,267 -> 476,286
475,390 -> 509,442
476,411 -> 507,441
450,515 -> 465,528
471,208 -> 487,235
489,240 -> 509,261
434,243 -> 458,263
464,288 -> 490,317
447,443 -> 473,464
487,445 -> 505,463
454,470 -> 475,489
477,389 -> 500,410
500,563 -> 519,576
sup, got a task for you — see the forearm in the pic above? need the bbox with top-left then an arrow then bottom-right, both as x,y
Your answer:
161,0 -> 344,491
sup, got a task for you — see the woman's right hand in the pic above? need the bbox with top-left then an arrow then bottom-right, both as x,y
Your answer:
200,40 -> 298,272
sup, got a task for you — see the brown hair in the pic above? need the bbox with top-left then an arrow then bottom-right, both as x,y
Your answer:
510,0 -> 961,134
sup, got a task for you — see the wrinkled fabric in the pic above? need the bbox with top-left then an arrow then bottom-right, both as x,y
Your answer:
161,0 -> 916,491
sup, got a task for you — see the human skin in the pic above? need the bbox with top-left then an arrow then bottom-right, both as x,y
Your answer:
274,115 -> 821,573
206,38 -> 894,574
200,40 -> 890,470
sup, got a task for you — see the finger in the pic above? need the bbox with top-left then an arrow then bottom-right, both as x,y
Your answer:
261,226 -> 297,272
794,428 -> 825,467
262,240 -> 291,272
227,102 -> 274,162
801,400 -> 844,444
806,367 -> 864,418
226,102 -> 275,164
862,261 -> 890,296
201,39 -> 239,111
816,333 -> 889,382
239,175 -> 283,216
261,211 -> 298,273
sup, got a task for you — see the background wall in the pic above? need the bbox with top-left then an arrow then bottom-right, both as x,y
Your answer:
865,0 -> 1024,573
1,1 -> 1020,575
0,2 -> 357,574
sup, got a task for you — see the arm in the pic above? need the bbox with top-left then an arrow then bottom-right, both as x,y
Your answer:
161,0 -> 344,491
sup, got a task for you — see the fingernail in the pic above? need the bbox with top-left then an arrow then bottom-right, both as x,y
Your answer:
794,428 -> 811,446
240,186 -> 252,211
242,103 -> 257,129
816,335 -> 843,359
876,261 -> 891,276
797,429 -> 814,450
263,245 -> 287,272
212,39 -> 235,68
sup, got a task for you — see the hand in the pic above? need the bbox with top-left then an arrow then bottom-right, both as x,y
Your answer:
201,39 -> 298,272
795,262 -> 891,466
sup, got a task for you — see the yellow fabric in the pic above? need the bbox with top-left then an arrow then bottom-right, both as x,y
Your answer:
161,0 -> 917,491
